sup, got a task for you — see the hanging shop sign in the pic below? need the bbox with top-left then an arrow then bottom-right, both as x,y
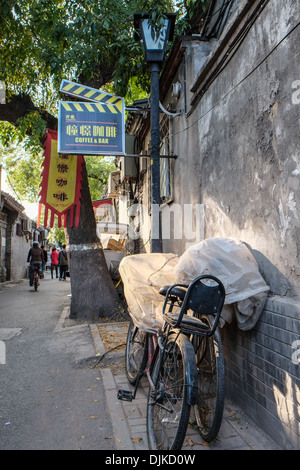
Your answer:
60,79 -> 123,111
58,100 -> 125,155
59,80 -> 125,156
38,129 -> 83,228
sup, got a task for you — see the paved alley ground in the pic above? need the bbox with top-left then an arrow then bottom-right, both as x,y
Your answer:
0,273 -> 116,450
0,271 -> 280,453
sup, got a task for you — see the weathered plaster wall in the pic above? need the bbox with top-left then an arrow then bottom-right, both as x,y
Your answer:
1,209 -> 33,282
163,0 -> 300,448
11,222 -> 31,280
170,0 -> 300,298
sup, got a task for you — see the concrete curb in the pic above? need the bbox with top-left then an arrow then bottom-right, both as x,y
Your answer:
89,323 -> 136,449
54,306 -> 70,332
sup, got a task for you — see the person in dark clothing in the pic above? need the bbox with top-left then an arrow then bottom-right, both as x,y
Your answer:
58,244 -> 68,280
27,241 -> 44,286
41,245 -> 48,273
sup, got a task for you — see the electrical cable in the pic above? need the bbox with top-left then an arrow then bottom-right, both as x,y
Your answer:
93,343 -> 127,367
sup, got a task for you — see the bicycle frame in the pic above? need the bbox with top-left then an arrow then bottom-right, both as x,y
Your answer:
118,331 -> 158,402
118,324 -> 198,406
160,329 -> 198,406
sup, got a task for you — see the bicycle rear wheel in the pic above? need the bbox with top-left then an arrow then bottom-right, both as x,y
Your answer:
147,332 -> 196,450
193,315 -> 225,442
125,319 -> 147,385
34,272 -> 38,291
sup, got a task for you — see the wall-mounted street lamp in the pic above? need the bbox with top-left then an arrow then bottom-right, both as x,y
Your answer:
134,12 -> 176,253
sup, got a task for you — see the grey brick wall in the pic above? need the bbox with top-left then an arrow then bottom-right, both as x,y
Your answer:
221,296 -> 300,449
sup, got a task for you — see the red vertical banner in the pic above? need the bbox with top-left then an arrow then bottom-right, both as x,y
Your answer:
38,129 -> 83,228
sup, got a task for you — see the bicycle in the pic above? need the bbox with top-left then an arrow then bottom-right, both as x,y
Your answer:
118,274 -> 225,450
32,263 -> 41,291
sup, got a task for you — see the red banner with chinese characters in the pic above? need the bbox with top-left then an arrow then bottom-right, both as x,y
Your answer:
38,129 -> 83,228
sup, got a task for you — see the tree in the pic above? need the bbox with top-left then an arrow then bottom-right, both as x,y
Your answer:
66,159 -> 123,321
86,156 -> 116,201
0,0 -> 209,319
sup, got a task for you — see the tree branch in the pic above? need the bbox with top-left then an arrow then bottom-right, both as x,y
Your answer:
87,173 -> 108,185
0,94 -> 57,131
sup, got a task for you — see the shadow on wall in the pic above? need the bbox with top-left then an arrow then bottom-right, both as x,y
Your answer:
272,371 -> 300,450
245,244 -> 295,297
0,266 -> 7,282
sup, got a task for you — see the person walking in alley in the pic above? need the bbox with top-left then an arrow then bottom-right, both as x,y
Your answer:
50,246 -> 59,279
58,244 -> 68,281
27,241 -> 44,287
41,245 -> 48,274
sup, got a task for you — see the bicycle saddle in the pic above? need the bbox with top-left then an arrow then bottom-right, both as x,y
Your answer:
159,285 -> 187,300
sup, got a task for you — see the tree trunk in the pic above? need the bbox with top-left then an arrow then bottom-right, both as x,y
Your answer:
65,158 -> 123,321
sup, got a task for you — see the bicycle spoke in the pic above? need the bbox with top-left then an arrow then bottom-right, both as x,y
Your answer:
125,320 -> 147,385
193,315 -> 225,442
147,334 -> 194,450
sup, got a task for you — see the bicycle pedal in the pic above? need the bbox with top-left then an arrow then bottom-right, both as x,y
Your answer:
117,389 -> 133,402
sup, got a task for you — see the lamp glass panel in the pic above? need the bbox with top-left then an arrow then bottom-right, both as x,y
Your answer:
141,19 -> 168,50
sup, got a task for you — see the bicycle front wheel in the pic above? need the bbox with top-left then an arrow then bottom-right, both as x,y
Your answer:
193,315 -> 225,442
147,332 -> 196,450
125,319 -> 147,385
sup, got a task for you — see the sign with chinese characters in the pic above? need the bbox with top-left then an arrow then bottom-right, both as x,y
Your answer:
58,100 -> 125,155
46,149 -> 77,210
38,129 -> 83,228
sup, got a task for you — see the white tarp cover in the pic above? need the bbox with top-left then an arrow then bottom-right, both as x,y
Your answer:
119,253 -> 179,333
119,238 -> 270,333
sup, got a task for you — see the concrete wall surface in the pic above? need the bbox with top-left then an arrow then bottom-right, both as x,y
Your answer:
161,0 -> 300,448
170,0 -> 300,297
